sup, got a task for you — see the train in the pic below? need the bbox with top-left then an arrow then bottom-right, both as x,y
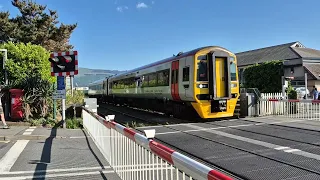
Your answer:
87,46 -> 240,120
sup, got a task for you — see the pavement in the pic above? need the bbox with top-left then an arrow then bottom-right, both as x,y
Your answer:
0,126 -> 121,180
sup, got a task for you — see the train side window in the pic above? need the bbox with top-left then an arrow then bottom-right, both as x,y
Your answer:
141,76 -> 148,87
148,73 -> 157,87
158,69 -> 169,86
164,69 -> 169,85
183,67 -> 190,81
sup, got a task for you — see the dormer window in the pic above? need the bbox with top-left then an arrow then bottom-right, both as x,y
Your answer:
291,67 -> 294,74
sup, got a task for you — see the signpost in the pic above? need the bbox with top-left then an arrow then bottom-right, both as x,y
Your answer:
0,49 -> 9,120
49,51 -> 78,128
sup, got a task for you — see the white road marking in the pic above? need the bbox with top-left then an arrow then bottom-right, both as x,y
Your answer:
0,170 -> 116,180
69,136 -> 87,139
284,149 -> 301,153
152,118 -> 317,138
22,127 -> 36,135
0,166 -> 111,175
274,146 -> 290,150
183,124 -> 320,161
228,124 -> 253,128
0,140 -> 29,172
22,132 -> 32,135
156,131 -> 181,135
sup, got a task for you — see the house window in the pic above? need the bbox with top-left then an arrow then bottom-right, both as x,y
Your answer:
290,67 -> 294,74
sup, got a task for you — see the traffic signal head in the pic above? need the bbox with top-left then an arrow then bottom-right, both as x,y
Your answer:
49,51 -> 78,76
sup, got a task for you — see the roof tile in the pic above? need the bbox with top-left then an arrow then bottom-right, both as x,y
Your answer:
236,42 -> 301,66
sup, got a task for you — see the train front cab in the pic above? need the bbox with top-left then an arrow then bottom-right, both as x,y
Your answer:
191,48 -> 239,119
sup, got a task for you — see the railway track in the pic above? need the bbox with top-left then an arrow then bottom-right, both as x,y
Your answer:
97,102 -> 320,180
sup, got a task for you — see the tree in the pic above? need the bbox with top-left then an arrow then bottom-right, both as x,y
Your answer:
0,0 -> 77,52
0,42 -> 55,84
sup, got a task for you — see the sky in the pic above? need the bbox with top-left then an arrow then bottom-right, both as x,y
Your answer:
1,0 -> 320,71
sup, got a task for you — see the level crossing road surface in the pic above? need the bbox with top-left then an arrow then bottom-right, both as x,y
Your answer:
0,126 -> 121,180
137,116 -> 320,180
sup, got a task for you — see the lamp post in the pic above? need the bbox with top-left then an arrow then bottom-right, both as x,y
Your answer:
0,49 -> 9,119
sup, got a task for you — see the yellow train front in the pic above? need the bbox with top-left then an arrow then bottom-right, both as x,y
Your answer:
105,46 -> 239,120
191,47 -> 239,119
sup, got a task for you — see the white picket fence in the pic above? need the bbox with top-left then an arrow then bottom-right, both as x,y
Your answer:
261,93 -> 285,100
258,93 -> 320,120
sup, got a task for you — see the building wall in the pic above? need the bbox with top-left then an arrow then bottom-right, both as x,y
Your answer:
283,66 -> 305,79
307,80 -> 320,91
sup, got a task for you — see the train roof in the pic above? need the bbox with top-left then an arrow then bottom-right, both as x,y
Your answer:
88,78 -> 105,86
109,46 -> 232,80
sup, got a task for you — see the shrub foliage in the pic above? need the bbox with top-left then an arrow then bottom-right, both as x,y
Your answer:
243,60 -> 284,93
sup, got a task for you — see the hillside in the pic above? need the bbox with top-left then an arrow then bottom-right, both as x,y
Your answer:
73,67 -> 126,87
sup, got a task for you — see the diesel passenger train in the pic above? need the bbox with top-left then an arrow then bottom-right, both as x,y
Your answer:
87,46 -> 240,119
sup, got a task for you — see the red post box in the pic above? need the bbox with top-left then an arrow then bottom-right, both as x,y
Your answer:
9,89 -> 24,120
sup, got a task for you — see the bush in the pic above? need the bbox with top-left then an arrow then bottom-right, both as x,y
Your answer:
243,60 -> 283,92
66,89 -> 85,106
26,118 -> 57,127
0,42 -> 55,84
66,118 -> 83,129
0,75 -> 54,121
286,83 -> 297,99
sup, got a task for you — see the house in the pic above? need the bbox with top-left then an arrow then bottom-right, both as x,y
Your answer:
236,41 -> 320,92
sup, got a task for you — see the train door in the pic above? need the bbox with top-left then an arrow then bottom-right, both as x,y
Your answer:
215,58 -> 227,97
171,60 -> 181,101
104,79 -> 108,96
208,51 -> 231,99
181,57 -> 193,100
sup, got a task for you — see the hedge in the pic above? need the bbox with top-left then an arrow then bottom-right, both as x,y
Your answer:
243,60 -> 284,93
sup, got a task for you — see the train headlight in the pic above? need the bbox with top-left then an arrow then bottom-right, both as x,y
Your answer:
197,84 -> 208,88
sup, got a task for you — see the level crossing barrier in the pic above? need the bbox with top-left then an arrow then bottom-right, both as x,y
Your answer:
82,107 -> 234,180
259,98 -> 320,120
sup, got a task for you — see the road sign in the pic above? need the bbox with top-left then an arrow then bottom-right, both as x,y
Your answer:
52,93 -> 66,99
49,51 -> 78,76
57,76 -> 65,90
56,90 -> 66,94
53,89 -> 66,99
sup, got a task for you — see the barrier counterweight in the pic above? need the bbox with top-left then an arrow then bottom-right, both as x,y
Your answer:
82,107 -> 234,180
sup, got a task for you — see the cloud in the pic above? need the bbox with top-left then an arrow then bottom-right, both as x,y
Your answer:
151,1 -> 155,4
116,6 -> 128,12
136,2 -> 148,9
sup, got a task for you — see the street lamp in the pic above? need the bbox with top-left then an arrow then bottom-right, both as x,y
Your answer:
0,49 -> 8,119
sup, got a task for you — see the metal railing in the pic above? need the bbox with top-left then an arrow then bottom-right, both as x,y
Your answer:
259,98 -> 320,120
82,107 -> 234,180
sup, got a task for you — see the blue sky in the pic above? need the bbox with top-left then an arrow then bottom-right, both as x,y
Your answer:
1,0 -> 320,71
